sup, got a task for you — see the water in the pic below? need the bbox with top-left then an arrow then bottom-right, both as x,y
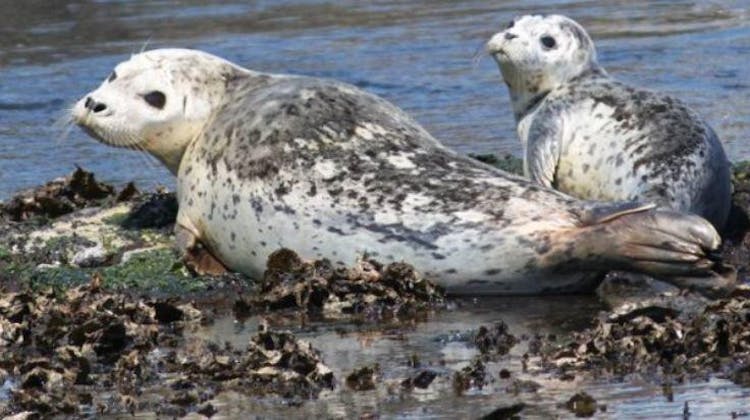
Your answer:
194,297 -> 750,418
1,1 -> 749,199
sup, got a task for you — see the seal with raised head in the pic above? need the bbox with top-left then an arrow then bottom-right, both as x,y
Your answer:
486,14 -> 732,229
71,48 -> 732,296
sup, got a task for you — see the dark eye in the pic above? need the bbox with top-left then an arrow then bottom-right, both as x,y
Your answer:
143,91 -> 166,109
108,71 -> 117,82
506,20 -> 514,29
540,36 -> 557,49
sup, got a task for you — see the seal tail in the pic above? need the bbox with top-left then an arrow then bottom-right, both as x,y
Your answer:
564,203 -> 736,297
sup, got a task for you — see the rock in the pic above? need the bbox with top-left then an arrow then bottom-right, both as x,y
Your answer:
0,167 -> 116,222
565,392 -> 597,417
239,249 -> 445,320
121,191 -> 177,230
0,278 -> 333,417
71,244 -> 108,268
479,403 -> 526,420
401,370 -> 437,390
541,292 -> 750,383
453,358 -> 490,394
474,320 -> 518,358
469,153 -> 524,175
346,364 -> 379,391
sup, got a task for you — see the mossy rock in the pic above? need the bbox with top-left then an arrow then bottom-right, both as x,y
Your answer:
468,153 -> 524,175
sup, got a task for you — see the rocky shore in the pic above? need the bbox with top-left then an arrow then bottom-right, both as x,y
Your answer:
0,158 -> 747,418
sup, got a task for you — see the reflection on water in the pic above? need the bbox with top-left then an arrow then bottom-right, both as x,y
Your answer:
0,0 -> 749,199
192,297 -> 750,418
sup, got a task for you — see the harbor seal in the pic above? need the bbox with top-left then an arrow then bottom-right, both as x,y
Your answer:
71,48 -> 733,296
486,14 -> 732,229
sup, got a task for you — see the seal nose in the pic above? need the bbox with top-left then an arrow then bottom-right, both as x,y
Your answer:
504,32 -> 518,41
84,96 -> 107,113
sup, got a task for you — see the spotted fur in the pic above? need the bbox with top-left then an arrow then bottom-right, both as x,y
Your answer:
73,49 -> 729,295
487,14 -> 731,229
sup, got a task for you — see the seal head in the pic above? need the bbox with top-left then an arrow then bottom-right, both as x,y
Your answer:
72,49 -> 246,173
487,14 -> 605,120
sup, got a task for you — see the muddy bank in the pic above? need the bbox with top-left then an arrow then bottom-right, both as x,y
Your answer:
0,162 -> 748,417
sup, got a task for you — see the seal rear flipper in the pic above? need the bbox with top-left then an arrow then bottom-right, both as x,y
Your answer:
566,207 -> 737,297
654,262 -> 737,299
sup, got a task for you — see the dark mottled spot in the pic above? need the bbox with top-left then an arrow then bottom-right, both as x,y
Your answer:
467,279 -> 489,285
327,226 -> 346,235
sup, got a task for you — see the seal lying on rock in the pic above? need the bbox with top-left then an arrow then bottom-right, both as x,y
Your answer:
486,14 -> 732,230
72,48 -> 733,296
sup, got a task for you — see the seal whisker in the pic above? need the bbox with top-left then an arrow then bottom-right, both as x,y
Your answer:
124,133 -> 160,170
471,40 -> 489,69
139,37 -> 153,54
52,106 -> 76,146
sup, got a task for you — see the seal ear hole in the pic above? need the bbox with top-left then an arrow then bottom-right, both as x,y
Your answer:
540,35 -> 557,50
143,91 -> 166,109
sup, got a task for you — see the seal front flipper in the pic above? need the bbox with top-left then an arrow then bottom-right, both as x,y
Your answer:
564,203 -> 736,297
175,220 -> 228,276
520,107 -> 562,188
576,201 -> 656,225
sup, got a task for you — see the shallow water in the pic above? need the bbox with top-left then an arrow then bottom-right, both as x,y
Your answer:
194,297 -> 750,419
1,0 -> 749,199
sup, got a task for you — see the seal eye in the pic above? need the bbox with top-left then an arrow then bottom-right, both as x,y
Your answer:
143,91 -> 166,109
540,36 -> 557,49
107,71 -> 117,82
506,20 -> 514,29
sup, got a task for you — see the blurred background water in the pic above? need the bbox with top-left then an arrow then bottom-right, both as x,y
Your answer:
0,0 -> 748,199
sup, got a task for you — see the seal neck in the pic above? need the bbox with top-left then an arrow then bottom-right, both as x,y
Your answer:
511,90 -> 550,121
509,64 -> 607,121
567,66 -> 607,84
149,138 -> 189,176
144,120 -> 205,175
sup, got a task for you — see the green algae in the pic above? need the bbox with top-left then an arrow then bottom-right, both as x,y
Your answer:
22,248 -> 212,295
101,210 -> 130,226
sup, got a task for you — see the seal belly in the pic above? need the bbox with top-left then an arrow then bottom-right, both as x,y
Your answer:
556,100 -> 647,202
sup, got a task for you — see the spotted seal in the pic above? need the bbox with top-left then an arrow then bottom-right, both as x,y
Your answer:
486,14 -> 732,229
71,48 -> 732,296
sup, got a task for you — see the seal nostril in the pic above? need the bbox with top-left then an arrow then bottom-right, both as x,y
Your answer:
505,32 -> 518,41
85,97 -> 107,113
